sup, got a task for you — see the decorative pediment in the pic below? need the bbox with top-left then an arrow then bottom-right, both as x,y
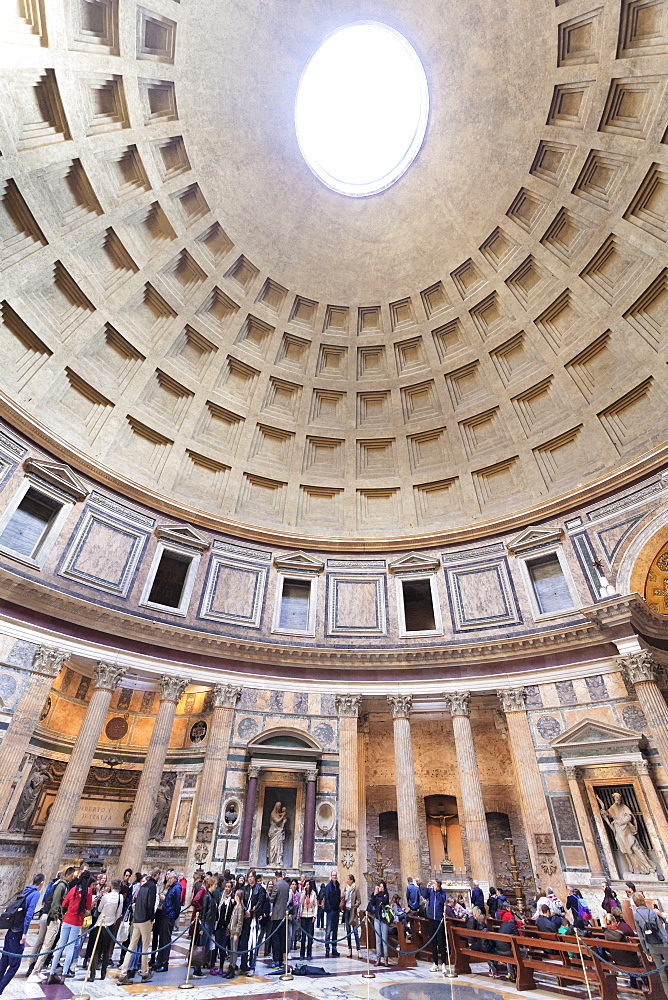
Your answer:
273,550 -> 324,573
506,525 -> 563,555
155,522 -> 210,551
551,716 -> 646,761
24,459 -> 88,501
388,551 -> 441,574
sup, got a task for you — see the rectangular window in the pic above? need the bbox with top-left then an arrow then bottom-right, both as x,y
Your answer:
401,577 -> 436,631
147,549 -> 193,609
0,488 -> 62,558
278,578 -> 311,631
527,553 -> 574,614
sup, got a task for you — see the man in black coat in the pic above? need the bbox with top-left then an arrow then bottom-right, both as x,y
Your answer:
536,903 -> 561,933
118,869 -> 160,984
239,871 -> 267,973
323,870 -> 341,958
269,871 -> 290,968
471,883 -> 485,912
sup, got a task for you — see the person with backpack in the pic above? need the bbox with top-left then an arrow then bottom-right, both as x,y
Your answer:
25,871 -> 60,978
46,871 -> 94,983
536,887 -> 564,918
0,873 -> 43,994
632,892 -> 668,995
367,881 -> 391,967
27,867 -> 74,981
152,871 -> 181,973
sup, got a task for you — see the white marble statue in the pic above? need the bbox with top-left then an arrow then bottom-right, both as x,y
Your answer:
267,801 -> 288,866
598,791 -> 655,875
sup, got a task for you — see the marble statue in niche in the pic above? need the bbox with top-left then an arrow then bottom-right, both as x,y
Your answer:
598,791 -> 655,875
267,801 -> 288,866
9,762 -> 49,832
149,773 -> 176,841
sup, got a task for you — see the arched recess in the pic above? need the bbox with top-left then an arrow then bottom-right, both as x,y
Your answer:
617,509 -> 668,600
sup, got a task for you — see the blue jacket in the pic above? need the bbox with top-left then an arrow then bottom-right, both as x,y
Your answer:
162,881 -> 182,920
420,885 -> 446,921
406,883 -> 420,911
323,879 -> 341,913
471,886 -> 485,911
19,885 -> 40,936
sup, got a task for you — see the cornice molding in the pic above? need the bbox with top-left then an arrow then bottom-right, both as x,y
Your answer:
2,397 -> 668,552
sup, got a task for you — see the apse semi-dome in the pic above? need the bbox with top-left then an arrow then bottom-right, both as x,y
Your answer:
294,21 -> 429,197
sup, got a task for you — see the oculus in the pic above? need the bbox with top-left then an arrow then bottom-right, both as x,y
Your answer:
295,21 -> 429,197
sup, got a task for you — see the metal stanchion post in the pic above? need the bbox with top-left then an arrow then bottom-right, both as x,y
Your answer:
442,913 -> 458,979
178,911 -> 198,989
575,928 -> 594,1000
279,913 -> 293,982
361,912 -> 375,980
78,924 -> 101,1000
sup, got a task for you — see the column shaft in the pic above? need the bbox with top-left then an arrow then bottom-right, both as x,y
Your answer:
357,721 -> 368,905
117,676 -> 187,874
336,695 -> 361,873
185,685 -> 240,874
450,707 -> 495,884
33,662 -> 123,876
634,680 -> 668,771
564,768 -> 605,877
388,696 -> 421,884
302,773 -> 317,865
239,770 -> 258,863
499,689 -> 566,895
636,764 -> 668,871
0,647 -> 66,826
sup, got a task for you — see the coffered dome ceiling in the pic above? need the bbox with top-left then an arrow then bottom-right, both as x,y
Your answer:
1,0 -> 667,545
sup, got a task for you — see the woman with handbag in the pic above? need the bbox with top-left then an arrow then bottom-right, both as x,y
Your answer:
299,879 -> 318,961
46,871 -> 94,983
192,876 -> 217,978
344,875 -> 361,959
367,881 -> 391,967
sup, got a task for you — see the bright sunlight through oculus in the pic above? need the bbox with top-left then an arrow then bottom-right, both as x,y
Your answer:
295,22 -> 429,198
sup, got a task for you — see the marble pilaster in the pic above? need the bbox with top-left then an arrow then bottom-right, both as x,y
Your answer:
117,674 -> 188,874
0,646 -> 67,827
634,760 -> 668,872
302,767 -> 317,865
336,694 -> 361,873
387,694 -> 421,884
563,766 -> 605,877
444,691 -> 495,884
186,684 -> 241,874
357,715 -> 368,904
33,661 -> 124,876
238,764 -> 259,863
498,687 -> 566,894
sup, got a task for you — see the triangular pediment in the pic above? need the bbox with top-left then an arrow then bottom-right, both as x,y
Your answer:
552,716 -> 646,759
273,550 -> 324,573
389,551 -> 440,574
155,522 -> 210,551
24,459 -> 88,501
506,525 -> 563,554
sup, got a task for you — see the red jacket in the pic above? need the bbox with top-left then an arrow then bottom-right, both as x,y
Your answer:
62,886 -> 93,927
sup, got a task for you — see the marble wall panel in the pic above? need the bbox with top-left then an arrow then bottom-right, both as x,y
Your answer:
200,554 -> 267,627
326,574 -> 387,635
59,509 -> 148,596
445,557 -> 521,630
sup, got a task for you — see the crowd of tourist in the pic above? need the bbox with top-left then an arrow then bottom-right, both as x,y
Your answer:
1,867 -> 667,994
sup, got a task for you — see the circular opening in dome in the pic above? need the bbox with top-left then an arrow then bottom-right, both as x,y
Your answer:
295,22 -> 429,198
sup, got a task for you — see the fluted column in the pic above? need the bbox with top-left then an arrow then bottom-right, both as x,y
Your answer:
634,760 -> 668,871
33,661 -> 124,876
117,675 -> 189,874
563,766 -> 605,877
498,687 -> 566,894
302,767 -> 317,866
357,715 -> 369,905
388,694 -> 421,884
336,694 -> 361,873
186,684 -> 241,874
238,764 -> 260,863
444,692 -> 495,885
620,652 -> 668,771
0,646 -> 67,826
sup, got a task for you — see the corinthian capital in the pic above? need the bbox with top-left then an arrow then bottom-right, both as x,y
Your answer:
211,684 -> 242,709
444,691 -> 470,717
335,694 -> 361,718
159,675 -> 189,703
497,687 -> 526,713
388,694 -> 413,719
32,646 -> 68,677
618,650 -> 661,685
93,661 -> 124,692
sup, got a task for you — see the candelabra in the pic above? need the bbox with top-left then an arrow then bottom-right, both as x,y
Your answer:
364,836 -> 396,886
498,838 -> 535,916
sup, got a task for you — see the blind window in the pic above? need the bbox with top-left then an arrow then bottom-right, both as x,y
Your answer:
148,550 -> 192,608
528,553 -> 574,614
0,489 -> 61,558
402,578 -> 436,631
279,578 -> 311,631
